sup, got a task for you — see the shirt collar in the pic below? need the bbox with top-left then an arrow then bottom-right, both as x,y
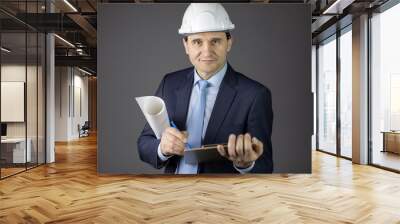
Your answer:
193,62 -> 227,88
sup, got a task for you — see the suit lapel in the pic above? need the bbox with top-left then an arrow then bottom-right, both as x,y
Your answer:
203,64 -> 238,144
174,69 -> 194,130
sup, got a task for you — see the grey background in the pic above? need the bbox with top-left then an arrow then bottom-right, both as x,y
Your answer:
98,3 -> 312,174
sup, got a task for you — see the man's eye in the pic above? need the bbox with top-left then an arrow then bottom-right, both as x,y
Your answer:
212,40 -> 220,44
193,40 -> 201,45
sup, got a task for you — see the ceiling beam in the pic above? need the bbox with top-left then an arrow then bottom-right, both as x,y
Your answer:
55,55 -> 96,72
67,13 -> 97,39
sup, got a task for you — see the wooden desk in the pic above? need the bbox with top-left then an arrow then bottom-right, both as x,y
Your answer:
381,131 -> 400,154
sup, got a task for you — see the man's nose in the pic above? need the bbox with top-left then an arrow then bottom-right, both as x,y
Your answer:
201,42 -> 214,55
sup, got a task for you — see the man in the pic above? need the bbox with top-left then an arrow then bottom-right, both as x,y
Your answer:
137,3 -> 273,174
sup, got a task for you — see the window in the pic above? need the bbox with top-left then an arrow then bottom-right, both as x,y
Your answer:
339,28 -> 352,158
370,2 -> 400,171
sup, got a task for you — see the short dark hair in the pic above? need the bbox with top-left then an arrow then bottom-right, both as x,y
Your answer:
183,32 -> 231,42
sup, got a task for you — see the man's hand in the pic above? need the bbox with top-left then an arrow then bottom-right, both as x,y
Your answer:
160,127 -> 187,157
217,133 -> 263,168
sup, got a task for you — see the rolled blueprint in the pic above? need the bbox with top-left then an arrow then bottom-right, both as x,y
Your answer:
136,96 -> 170,139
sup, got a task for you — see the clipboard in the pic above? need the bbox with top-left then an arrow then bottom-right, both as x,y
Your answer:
184,144 -> 227,164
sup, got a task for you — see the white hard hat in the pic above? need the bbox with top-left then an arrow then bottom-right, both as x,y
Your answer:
178,3 -> 235,35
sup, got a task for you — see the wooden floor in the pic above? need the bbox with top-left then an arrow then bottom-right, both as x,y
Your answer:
1,134 -> 400,223
372,150 -> 400,171
1,167 -> 26,178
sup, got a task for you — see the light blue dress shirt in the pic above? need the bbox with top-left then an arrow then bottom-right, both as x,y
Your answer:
158,63 -> 255,173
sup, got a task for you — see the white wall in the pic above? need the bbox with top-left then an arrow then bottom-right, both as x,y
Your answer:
55,67 -> 89,141
71,71 -> 89,138
55,66 -> 69,141
1,64 -> 26,81
1,64 -> 38,137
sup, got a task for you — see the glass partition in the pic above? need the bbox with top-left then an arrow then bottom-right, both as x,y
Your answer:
38,32 -> 45,165
27,31 -> 38,169
317,35 -> 337,155
0,1 -> 46,179
1,31 -> 28,177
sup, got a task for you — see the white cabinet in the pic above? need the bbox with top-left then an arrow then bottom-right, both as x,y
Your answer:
1,138 -> 32,163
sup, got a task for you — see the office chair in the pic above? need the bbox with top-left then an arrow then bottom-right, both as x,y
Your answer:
79,121 -> 90,138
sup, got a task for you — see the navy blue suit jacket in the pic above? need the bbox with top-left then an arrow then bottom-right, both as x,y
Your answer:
137,64 -> 273,173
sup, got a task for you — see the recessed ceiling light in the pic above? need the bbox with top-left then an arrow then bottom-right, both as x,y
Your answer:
54,34 -> 75,48
323,0 -> 355,15
78,67 -> 93,76
63,0 -> 78,12
1,47 -> 11,53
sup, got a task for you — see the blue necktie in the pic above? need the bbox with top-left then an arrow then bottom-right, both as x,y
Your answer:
176,80 -> 209,174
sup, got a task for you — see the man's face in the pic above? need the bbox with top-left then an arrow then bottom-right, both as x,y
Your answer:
183,31 -> 233,78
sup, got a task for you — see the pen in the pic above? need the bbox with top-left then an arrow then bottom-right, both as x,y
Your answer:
170,121 -> 191,149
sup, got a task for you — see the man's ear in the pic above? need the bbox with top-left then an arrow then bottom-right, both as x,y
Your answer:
182,38 -> 189,55
227,36 -> 233,52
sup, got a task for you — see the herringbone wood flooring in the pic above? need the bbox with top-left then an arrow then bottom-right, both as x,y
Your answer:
1,134 -> 400,223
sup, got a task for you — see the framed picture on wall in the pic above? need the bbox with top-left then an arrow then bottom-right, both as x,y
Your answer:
1,81 -> 25,122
